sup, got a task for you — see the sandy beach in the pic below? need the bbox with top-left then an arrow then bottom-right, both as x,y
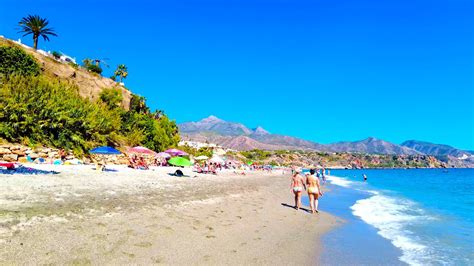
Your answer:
0,165 -> 338,265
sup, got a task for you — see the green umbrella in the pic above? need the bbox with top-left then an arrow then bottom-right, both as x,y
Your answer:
247,161 -> 253,165
168,157 -> 193,167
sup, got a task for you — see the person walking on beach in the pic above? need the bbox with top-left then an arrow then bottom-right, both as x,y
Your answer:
321,168 -> 327,184
306,169 -> 323,214
290,171 -> 306,210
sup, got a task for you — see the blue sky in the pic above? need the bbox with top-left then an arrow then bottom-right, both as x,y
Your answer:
1,0 -> 473,150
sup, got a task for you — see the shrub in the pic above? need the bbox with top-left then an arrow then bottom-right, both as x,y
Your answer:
0,46 -> 40,76
51,51 -> 61,59
99,88 -> 123,109
68,62 -> 79,69
86,64 -> 102,74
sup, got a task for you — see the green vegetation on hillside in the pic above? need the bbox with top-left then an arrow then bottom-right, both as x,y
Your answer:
0,46 -> 40,76
231,149 -> 444,168
0,45 -> 180,155
0,75 -> 121,154
82,58 -> 103,74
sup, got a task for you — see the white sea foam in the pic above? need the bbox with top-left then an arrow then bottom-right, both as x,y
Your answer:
326,175 -> 354,188
351,194 -> 436,265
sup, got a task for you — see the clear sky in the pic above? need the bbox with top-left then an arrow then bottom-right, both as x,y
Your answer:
1,0 -> 473,150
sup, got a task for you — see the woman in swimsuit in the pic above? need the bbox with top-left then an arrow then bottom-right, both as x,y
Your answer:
291,171 -> 306,210
306,169 -> 323,214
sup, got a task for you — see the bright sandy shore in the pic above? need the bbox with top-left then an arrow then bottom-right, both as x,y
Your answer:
0,165 -> 338,265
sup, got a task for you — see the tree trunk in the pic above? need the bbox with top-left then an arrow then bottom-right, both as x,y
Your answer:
119,76 -> 123,83
33,35 -> 38,50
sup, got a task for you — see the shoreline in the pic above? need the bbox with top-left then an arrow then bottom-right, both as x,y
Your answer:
0,165 -> 339,264
315,178 -> 405,265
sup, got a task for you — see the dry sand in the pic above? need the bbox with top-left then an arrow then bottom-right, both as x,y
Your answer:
0,165 -> 339,265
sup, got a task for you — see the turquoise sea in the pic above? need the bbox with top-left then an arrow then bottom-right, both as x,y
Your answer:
313,169 -> 473,265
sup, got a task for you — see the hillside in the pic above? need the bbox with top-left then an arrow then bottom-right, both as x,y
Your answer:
0,37 -> 180,155
401,140 -> 472,158
0,36 -> 132,109
327,137 -> 421,155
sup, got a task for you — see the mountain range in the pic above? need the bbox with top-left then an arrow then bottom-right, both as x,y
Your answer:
179,116 -> 473,160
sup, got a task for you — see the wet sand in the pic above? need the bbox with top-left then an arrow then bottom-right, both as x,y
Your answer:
0,165 -> 338,264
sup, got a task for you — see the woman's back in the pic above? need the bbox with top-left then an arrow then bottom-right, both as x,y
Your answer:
306,174 -> 318,187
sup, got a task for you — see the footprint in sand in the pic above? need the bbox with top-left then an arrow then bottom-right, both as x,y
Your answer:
151,256 -> 164,264
145,223 -> 159,229
134,242 -> 153,248
92,234 -> 107,240
206,226 -> 214,231
70,258 -> 91,265
206,235 -> 216,239
125,229 -> 137,236
122,251 -> 136,258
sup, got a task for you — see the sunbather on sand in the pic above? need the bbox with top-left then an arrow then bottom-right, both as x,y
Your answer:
128,155 -> 137,169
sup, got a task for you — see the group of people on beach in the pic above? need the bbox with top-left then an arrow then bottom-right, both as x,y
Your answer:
127,155 -> 150,170
291,169 -> 325,214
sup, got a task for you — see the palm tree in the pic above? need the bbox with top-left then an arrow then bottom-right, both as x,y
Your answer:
82,58 -> 93,67
18,15 -> 57,50
114,64 -> 128,83
92,58 -> 109,68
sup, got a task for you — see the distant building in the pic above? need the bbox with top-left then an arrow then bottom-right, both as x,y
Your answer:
59,54 -> 76,64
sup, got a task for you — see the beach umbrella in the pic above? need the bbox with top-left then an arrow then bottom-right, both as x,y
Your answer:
128,146 -> 156,155
90,146 -> 121,155
165,148 -> 188,156
195,155 -> 209,161
156,152 -> 171,158
168,157 -> 193,167
210,155 -> 225,164
247,161 -> 253,166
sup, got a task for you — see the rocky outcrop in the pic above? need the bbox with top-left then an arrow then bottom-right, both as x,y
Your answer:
0,143 -> 73,163
0,143 -> 130,166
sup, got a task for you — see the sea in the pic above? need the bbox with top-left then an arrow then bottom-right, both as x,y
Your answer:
305,169 -> 473,266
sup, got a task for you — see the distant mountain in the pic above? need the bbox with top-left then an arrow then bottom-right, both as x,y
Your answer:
179,115 -> 253,136
179,116 -> 414,154
179,117 -> 471,161
179,116 -> 324,151
327,137 -> 421,155
401,140 -> 473,158
251,126 -> 270,136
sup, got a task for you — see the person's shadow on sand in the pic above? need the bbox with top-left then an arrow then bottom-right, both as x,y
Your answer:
281,203 -> 311,213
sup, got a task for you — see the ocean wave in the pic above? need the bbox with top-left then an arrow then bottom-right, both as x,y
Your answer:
351,194 -> 438,265
326,175 -> 354,188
